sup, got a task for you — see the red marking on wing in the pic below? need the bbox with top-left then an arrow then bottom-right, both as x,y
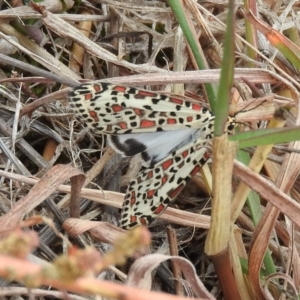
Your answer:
190,165 -> 201,176
84,93 -> 93,100
93,84 -> 102,92
135,90 -> 157,98
169,97 -> 183,105
147,190 -> 155,198
167,118 -> 177,124
161,158 -> 173,170
203,152 -> 210,160
111,104 -> 123,112
119,122 -> 128,129
187,116 -> 193,122
168,183 -> 185,199
147,170 -> 153,179
130,215 -> 137,223
181,150 -> 189,158
178,161 -> 184,169
89,111 -> 99,122
161,175 -> 168,185
133,108 -> 143,115
113,86 -> 126,93
140,120 -> 156,128
192,103 -> 202,111
139,217 -> 148,226
130,191 -> 136,206
154,204 -> 166,214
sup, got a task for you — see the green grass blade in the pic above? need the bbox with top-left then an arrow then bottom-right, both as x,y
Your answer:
213,0 -> 235,135
230,126 -> 300,148
167,0 -> 217,105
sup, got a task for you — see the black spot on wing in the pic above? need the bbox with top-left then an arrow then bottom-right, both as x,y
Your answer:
141,151 -> 150,163
110,136 -> 147,157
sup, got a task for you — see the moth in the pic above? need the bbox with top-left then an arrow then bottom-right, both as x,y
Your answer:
69,82 -> 235,229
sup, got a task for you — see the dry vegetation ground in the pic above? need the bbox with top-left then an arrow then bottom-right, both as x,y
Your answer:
0,0 -> 300,299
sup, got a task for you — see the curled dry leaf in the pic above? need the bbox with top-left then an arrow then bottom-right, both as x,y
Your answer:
63,219 -> 150,262
263,272 -> 299,299
63,218 -> 124,244
126,253 -> 215,300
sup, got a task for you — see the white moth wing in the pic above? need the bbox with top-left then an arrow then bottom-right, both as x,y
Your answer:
69,82 -> 214,134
